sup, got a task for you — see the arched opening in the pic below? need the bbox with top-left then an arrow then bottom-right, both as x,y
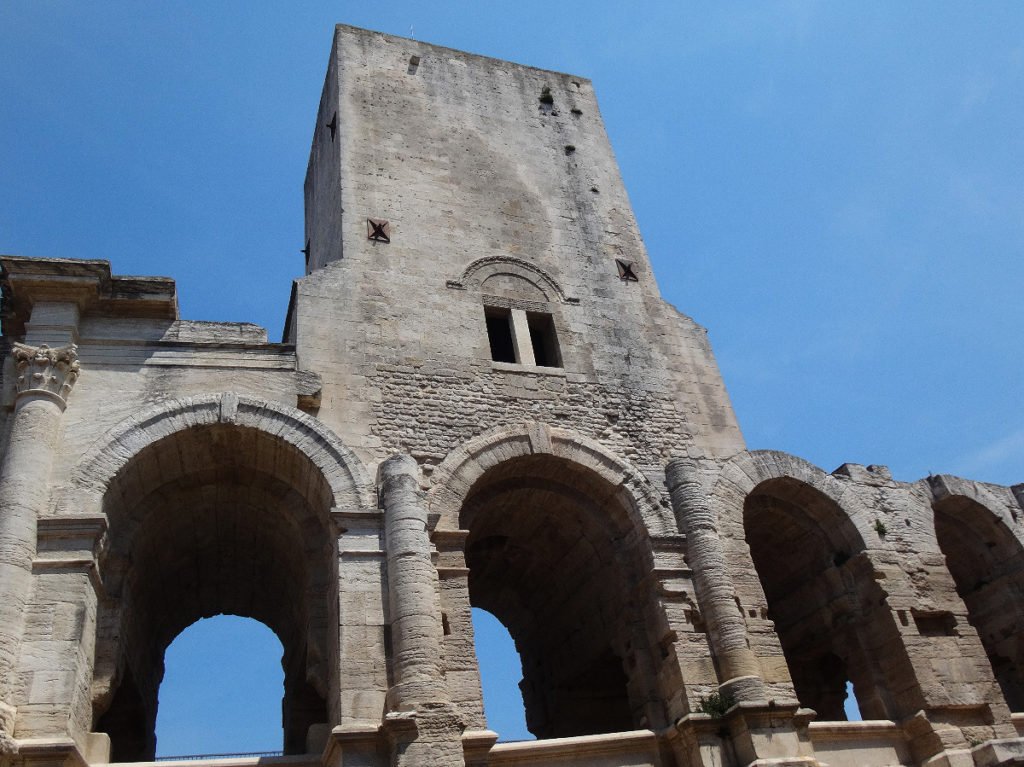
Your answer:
744,478 -> 904,721
93,423 -> 335,761
471,607 -> 530,742
934,495 -> 1024,710
460,454 -> 666,739
155,616 -> 284,757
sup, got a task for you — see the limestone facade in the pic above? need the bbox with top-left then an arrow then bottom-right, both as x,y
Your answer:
1,23 -> 1022,767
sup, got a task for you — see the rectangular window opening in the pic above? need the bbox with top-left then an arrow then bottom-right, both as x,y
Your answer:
485,307 -> 517,363
527,312 -> 561,368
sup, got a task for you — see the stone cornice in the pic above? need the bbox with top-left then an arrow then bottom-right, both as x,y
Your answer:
0,255 -> 178,337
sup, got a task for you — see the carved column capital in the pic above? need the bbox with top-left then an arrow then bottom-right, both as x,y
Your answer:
11,342 -> 80,407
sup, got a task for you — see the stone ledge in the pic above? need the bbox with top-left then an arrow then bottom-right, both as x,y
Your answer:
807,719 -> 902,739
489,361 -> 567,377
119,756 -> 320,767
488,728 -> 658,763
971,737 -> 1024,767
13,737 -> 89,767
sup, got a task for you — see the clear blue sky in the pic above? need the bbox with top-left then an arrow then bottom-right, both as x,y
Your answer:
4,0 -> 1022,754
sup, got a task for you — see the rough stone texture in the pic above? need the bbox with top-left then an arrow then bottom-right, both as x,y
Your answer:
1,22 -> 1023,767
291,26 -> 746,473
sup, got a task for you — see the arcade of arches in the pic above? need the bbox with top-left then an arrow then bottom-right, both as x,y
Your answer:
5,395 -> 1019,767
82,432 -> 1024,766
3,25 -> 1023,767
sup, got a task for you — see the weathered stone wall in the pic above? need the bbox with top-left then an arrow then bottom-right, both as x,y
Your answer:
1,23 -> 1023,767
290,25 -> 745,476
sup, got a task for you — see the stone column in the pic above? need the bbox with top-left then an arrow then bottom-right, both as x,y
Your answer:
379,455 -> 464,767
0,344 -> 80,751
665,459 -> 764,702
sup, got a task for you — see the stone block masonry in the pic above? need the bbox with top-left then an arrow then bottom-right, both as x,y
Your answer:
0,22 -> 1022,767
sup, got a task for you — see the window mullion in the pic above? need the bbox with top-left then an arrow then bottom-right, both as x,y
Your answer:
509,310 -> 536,366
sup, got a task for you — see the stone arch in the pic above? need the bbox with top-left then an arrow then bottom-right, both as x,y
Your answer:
429,421 -> 674,537
429,423 -> 679,738
711,450 -> 920,721
449,256 -> 577,304
430,419 -> 671,536
930,475 -> 1024,711
710,450 -> 876,551
59,394 -> 373,761
929,474 -> 1019,534
57,392 -> 375,518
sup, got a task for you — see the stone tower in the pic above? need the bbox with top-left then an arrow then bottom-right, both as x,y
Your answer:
1,23 -> 1023,767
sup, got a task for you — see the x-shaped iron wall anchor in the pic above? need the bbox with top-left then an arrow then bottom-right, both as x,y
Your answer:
367,218 -> 391,243
615,259 -> 638,281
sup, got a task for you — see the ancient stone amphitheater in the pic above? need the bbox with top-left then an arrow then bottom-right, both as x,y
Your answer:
1,24 -> 1021,767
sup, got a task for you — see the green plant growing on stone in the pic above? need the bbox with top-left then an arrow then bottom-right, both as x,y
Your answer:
538,87 -> 554,105
875,519 -> 888,538
697,691 -> 735,718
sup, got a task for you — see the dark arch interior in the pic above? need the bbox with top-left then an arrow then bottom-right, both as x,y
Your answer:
934,496 -> 1024,711
744,478 -> 909,720
94,425 -> 335,761
460,454 -> 667,739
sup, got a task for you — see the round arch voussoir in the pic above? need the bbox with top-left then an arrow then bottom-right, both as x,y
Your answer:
428,421 -> 674,536
456,255 -> 575,304
926,473 -> 1018,529
56,392 -> 375,517
712,449 -> 875,550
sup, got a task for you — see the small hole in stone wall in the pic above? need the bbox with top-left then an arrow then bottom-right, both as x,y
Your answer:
912,610 -> 957,637
538,86 -> 554,105
407,55 -> 420,74
590,186 -> 599,193
658,633 -> 676,660
564,145 -> 575,155
441,613 -> 451,636
571,107 -> 582,116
